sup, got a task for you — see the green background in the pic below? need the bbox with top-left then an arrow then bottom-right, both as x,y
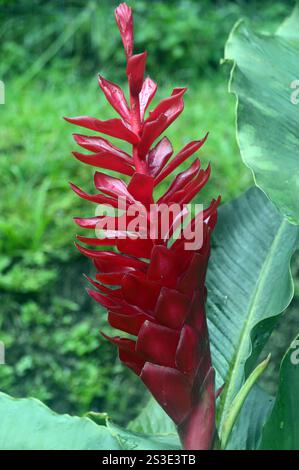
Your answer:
0,0 -> 297,425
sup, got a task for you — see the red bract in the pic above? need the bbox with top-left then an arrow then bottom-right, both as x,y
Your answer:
66,2 -> 220,450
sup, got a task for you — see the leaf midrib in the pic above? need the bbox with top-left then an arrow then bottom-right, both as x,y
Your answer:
218,218 -> 289,430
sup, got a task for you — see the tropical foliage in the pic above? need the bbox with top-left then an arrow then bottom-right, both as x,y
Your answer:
0,0 -> 298,450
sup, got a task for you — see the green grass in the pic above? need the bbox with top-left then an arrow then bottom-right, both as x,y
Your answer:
0,69 -> 251,423
0,69 -> 251,262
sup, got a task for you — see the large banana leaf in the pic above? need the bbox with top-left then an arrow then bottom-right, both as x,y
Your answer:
0,392 -> 120,450
260,334 -> 299,450
0,391 -> 180,450
207,187 -> 298,432
224,4 -> 299,224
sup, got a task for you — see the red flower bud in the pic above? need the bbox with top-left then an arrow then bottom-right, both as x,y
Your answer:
115,2 -> 134,58
66,3 -> 220,450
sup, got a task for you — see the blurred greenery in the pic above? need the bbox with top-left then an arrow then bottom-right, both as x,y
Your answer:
0,0 -> 297,425
0,0 -> 293,83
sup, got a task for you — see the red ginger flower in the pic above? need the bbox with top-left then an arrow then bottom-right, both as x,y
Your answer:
65,2 -> 220,450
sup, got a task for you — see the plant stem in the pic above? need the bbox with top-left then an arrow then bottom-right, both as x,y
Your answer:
220,354 -> 271,449
177,367 -> 216,450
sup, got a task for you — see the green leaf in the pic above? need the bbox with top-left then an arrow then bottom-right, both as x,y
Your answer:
226,385 -> 274,450
0,392 -> 120,450
127,397 -> 180,450
108,422 -> 181,451
206,187 -> 298,434
0,391 -> 181,450
276,3 -> 299,48
224,6 -> 299,224
220,354 -> 270,449
128,397 -> 177,436
260,334 -> 299,450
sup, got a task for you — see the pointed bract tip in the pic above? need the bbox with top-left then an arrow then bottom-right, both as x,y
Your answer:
73,217 -> 82,226
64,116 -> 78,125
115,3 -> 134,58
115,3 -> 132,26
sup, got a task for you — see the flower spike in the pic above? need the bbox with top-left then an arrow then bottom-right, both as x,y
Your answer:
66,2 -> 220,450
